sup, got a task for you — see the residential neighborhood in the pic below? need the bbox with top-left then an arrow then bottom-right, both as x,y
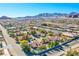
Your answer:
0,18 -> 79,56
0,3 -> 79,56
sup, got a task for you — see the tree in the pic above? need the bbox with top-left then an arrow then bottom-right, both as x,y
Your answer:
42,38 -> 48,44
22,33 -> 29,40
41,29 -> 47,34
38,29 -> 47,34
9,33 -> 15,38
39,45 -> 47,51
48,33 -> 53,36
48,41 -> 54,48
20,40 -> 30,52
27,32 -> 31,35
31,30 -> 36,35
42,23 -> 47,26
66,50 -> 79,56
20,40 -> 28,48
0,41 -> 2,48
54,41 -> 59,46
48,31 -> 54,36
48,41 -> 59,48
15,36 -> 19,43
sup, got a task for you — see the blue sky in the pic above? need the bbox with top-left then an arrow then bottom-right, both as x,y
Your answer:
0,3 -> 79,17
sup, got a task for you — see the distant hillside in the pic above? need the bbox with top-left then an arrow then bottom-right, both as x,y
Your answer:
35,13 -> 68,17
16,12 -> 79,20
69,12 -> 79,18
0,16 -> 11,19
1,12 -> 79,20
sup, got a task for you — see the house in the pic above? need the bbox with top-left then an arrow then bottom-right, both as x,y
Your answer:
30,40 -> 42,48
62,32 -> 75,37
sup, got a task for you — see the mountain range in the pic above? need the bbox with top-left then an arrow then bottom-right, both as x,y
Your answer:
0,12 -> 79,20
